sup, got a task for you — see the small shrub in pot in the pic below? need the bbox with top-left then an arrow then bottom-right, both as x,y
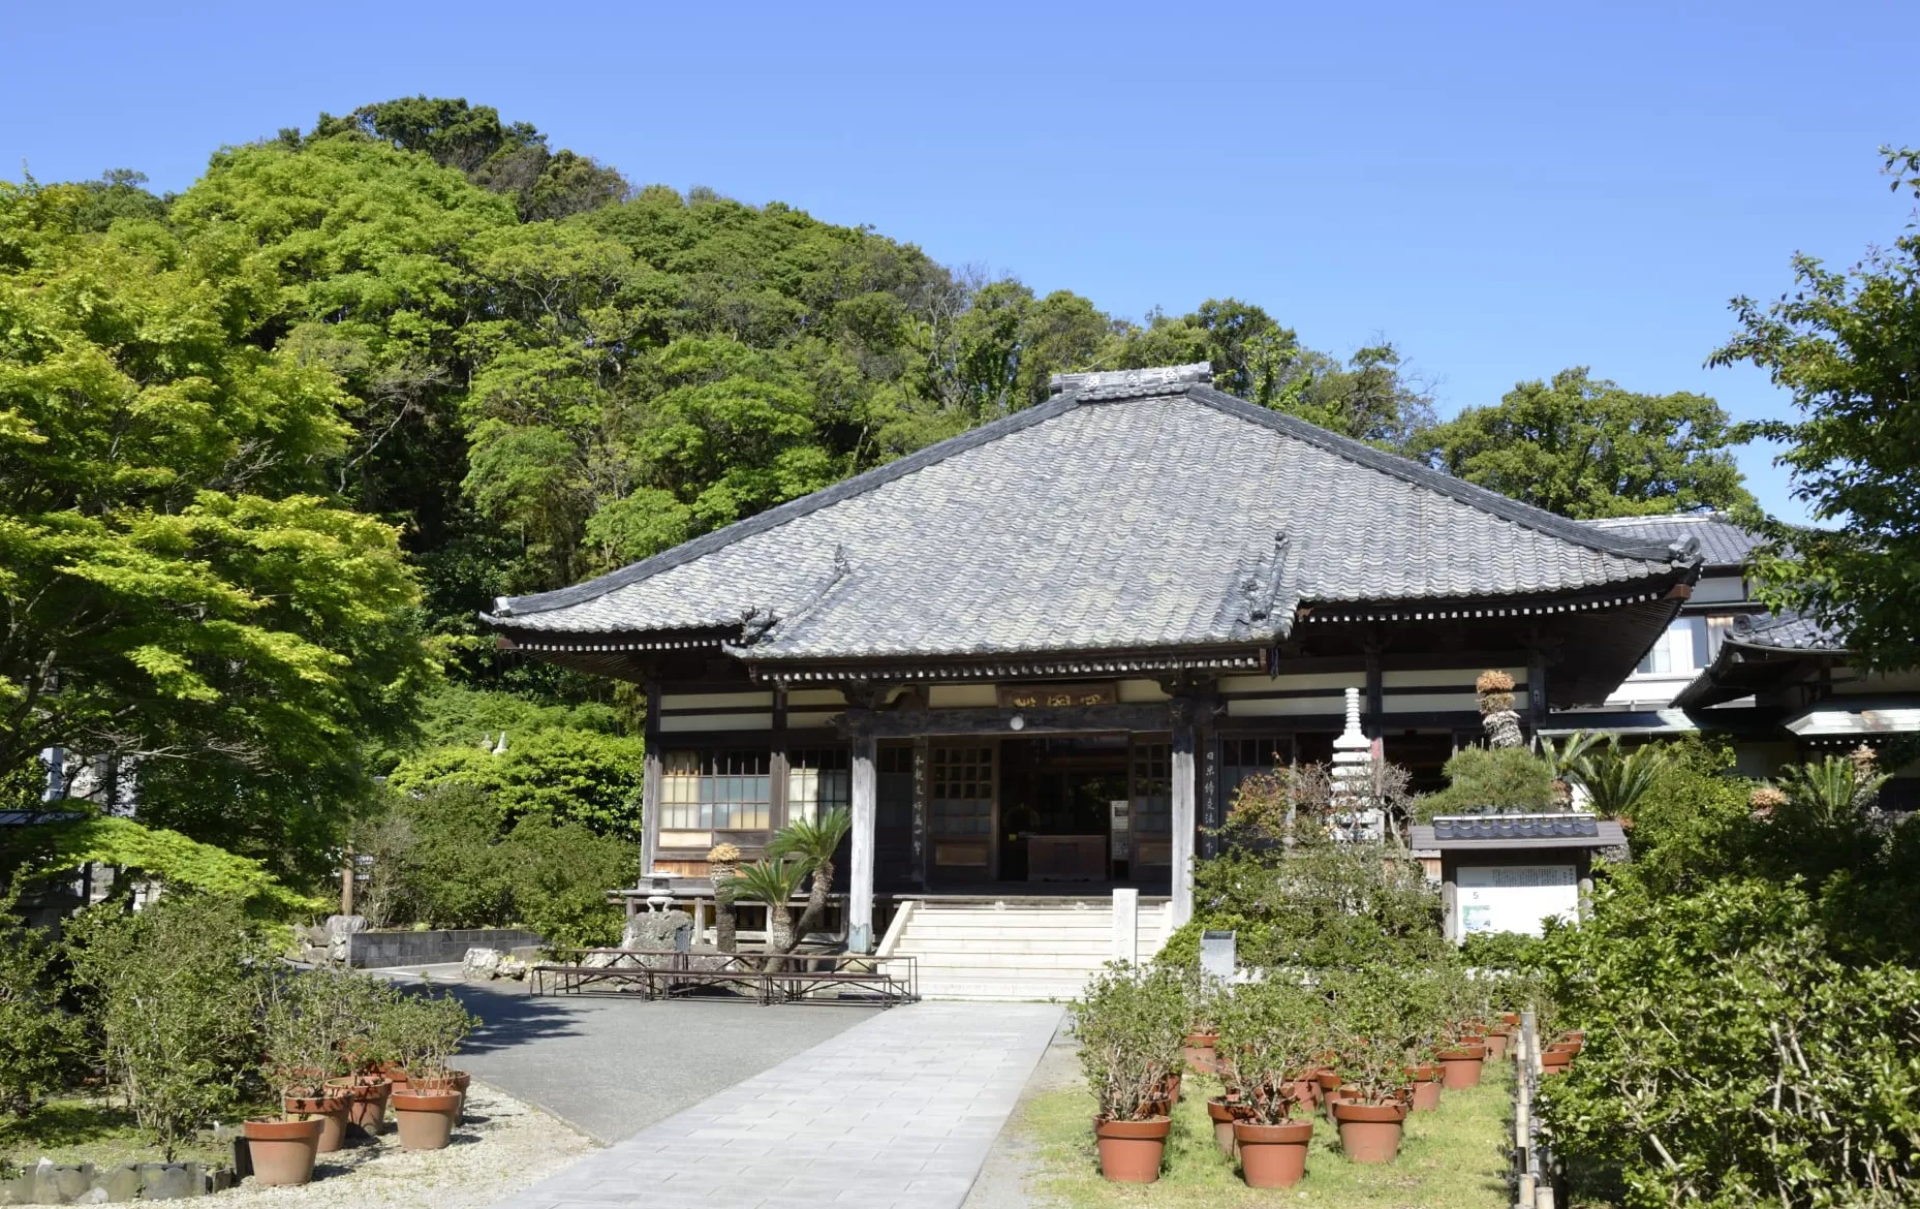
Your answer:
384,990 -> 476,1150
1327,968 -> 1412,1164
1071,963 -> 1184,1183
1215,977 -> 1323,1188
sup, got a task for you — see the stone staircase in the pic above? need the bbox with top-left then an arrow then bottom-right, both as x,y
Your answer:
881,896 -> 1173,1000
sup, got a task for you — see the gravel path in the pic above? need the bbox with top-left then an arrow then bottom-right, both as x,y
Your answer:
219,1082 -> 595,1209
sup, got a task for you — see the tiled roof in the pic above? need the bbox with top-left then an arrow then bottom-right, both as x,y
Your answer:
1411,815 -> 1627,851
1727,611 -> 1844,652
1585,512 -> 1760,567
1432,814 -> 1599,840
487,370 -> 1696,662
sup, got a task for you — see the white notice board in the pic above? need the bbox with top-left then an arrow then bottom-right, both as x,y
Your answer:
1457,865 -> 1578,939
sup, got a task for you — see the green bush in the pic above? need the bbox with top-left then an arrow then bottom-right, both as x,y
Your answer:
1415,745 -> 1555,818
505,819 -> 632,948
1538,877 -> 1920,1206
66,897 -> 271,1159
1213,976 -> 1325,1124
1070,964 -> 1185,1122
0,887 -> 79,1115
1458,929 -> 1543,972
378,988 -> 475,1084
1185,840 -> 1446,971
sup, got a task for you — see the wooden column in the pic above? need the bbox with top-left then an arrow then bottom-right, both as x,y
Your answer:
1526,646 -> 1550,739
641,681 -> 662,879
848,725 -> 878,953
1364,645 -> 1385,739
1169,696 -> 1197,929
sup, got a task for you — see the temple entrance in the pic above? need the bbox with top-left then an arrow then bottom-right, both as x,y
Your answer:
999,735 -> 1131,883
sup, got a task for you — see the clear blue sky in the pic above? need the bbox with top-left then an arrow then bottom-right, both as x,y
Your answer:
7,0 -> 1913,524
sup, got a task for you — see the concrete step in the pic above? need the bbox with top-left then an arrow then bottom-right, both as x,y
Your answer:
899,938 -> 1134,956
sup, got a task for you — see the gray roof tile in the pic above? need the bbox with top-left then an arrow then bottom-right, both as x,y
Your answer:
487,375 -> 1694,662
1585,513 -> 1759,566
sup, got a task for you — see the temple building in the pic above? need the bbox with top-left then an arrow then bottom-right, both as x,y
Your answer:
483,363 -> 1701,976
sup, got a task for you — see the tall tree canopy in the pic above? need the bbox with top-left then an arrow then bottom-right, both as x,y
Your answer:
1421,367 -> 1753,519
0,177 -> 432,881
1711,147 -> 1920,670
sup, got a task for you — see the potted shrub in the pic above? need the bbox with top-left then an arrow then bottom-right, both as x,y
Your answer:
323,974 -> 397,1137
1215,978 -> 1323,1189
1071,963 -> 1184,1183
260,974 -> 351,1156
385,992 -> 476,1151
1179,969 -> 1222,1074
1329,971 -> 1412,1164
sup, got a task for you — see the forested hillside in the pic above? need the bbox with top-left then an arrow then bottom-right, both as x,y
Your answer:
0,96 -> 1753,907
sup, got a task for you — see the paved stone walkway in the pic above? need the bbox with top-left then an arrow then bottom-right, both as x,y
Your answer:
490,1001 -> 1064,1209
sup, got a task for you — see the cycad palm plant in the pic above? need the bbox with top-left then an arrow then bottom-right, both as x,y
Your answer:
1540,730 -> 1604,809
1568,739 -> 1669,819
766,807 -> 853,952
1773,755 -> 1890,827
724,858 -> 809,965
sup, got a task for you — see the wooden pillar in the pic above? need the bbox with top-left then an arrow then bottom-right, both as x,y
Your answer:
848,727 -> 878,953
1527,647 -> 1550,739
641,681 -> 662,879
1364,646 -> 1385,739
1170,697 -> 1196,929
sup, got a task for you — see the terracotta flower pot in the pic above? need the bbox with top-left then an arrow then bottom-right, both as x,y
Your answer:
1314,1069 -> 1343,1094
1206,1097 -> 1239,1157
326,1075 -> 392,1136
1323,1086 -> 1360,1122
1288,1077 -> 1320,1109
1234,1119 -> 1313,1188
244,1117 -> 324,1186
1182,1032 -> 1218,1074
1540,1047 -> 1575,1075
1331,1101 -> 1407,1164
1410,1077 -> 1442,1112
411,1070 -> 472,1122
1485,1030 -> 1510,1060
1436,1045 -> 1487,1089
391,1089 -> 461,1151
281,1093 -> 350,1153
1500,1011 -> 1520,1027
1093,1116 -> 1170,1183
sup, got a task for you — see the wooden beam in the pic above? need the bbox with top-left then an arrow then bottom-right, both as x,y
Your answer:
846,703 -> 1172,738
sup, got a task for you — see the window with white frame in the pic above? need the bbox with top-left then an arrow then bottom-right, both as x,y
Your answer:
787,747 -> 850,824
1636,616 -> 1711,675
660,750 -> 772,831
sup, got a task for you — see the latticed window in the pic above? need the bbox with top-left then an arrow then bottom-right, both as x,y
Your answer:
787,747 -> 850,824
1221,736 -> 1284,806
660,751 -> 772,831
1131,741 -> 1171,836
931,744 -> 993,835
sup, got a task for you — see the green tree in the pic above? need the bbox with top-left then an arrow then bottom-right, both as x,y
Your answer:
0,179 -> 433,875
1710,147 -> 1920,670
1424,367 -> 1753,518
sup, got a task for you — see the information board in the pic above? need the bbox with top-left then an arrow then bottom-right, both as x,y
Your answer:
1457,864 -> 1578,938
